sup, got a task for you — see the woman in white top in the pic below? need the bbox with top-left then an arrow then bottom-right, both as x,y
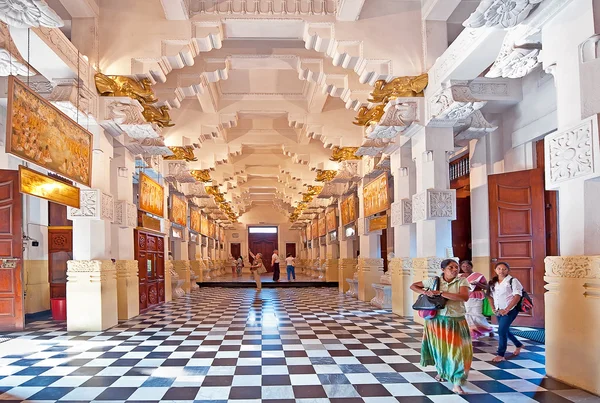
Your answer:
285,254 -> 295,281
488,262 -> 524,362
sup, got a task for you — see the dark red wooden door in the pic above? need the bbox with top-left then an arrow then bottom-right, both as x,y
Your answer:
231,243 -> 241,259
248,232 -> 277,272
0,170 -> 23,331
488,168 -> 546,328
135,229 -> 165,311
285,243 -> 296,258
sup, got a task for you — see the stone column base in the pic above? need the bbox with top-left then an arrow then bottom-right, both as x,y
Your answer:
115,260 -> 139,320
173,260 -> 191,293
66,260 -> 118,331
168,261 -> 185,299
346,278 -> 358,298
544,256 -> 600,396
371,284 -> 392,309
357,258 -> 384,302
189,261 -> 200,291
411,257 -> 444,325
338,259 -> 357,293
325,259 -> 339,282
389,258 -> 414,317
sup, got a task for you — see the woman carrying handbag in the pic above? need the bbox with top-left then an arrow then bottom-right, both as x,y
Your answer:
248,250 -> 265,290
410,259 -> 472,395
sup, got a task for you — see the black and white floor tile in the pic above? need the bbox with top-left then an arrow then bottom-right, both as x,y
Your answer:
0,288 -> 597,402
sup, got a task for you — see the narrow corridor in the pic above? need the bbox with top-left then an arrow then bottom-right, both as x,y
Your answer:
0,288 -> 595,402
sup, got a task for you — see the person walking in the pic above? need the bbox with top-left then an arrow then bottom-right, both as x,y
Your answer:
410,259 -> 472,395
488,262 -> 524,362
230,255 -> 237,278
236,255 -> 243,277
285,253 -> 296,281
271,249 -> 281,282
248,250 -> 264,290
459,260 -> 493,339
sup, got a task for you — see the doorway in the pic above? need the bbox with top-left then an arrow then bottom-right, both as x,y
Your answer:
450,154 -> 472,261
286,243 -> 296,258
231,243 -> 241,259
248,226 -> 278,272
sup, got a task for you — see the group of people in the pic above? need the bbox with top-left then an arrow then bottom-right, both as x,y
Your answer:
230,250 -> 297,290
410,259 -> 525,395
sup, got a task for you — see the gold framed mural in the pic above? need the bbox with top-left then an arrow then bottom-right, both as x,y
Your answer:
369,215 -> 388,232
311,219 -> 319,239
318,215 -> 326,237
139,173 -> 164,217
19,165 -> 80,208
190,207 -> 201,233
171,194 -> 187,227
200,213 -> 208,236
341,194 -> 357,226
6,76 -> 93,187
326,209 -> 337,233
363,173 -> 389,217
208,219 -> 215,239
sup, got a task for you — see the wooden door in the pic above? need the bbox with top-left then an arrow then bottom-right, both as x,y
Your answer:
452,196 -> 472,261
248,232 -> 277,272
0,170 -> 23,331
48,228 -> 72,299
380,228 -> 388,272
488,168 -> 546,328
285,243 -> 296,258
135,229 -> 165,312
231,243 -> 241,259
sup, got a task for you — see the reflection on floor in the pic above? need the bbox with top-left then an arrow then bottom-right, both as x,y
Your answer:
207,273 -> 326,283
0,288 -> 597,402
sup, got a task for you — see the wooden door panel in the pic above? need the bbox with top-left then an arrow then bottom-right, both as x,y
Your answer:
0,171 -> 23,331
134,229 -> 165,312
489,168 -> 545,328
285,243 -> 296,257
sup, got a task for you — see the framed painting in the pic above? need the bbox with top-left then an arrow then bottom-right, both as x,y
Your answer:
171,193 -> 187,227
326,208 -> 337,233
139,173 -> 164,217
208,220 -> 215,239
19,165 -> 80,208
311,219 -> 318,239
306,224 -> 312,241
190,207 -> 201,233
369,215 -> 388,232
6,76 -> 93,187
200,213 -> 208,236
341,194 -> 357,226
363,173 -> 389,217
318,215 -> 326,237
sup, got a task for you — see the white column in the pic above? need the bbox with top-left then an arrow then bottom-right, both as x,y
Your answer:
469,137 -> 491,275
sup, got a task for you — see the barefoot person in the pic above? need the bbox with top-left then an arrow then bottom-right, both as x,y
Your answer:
248,250 -> 264,290
410,259 -> 472,395
271,250 -> 281,282
488,262 -> 524,362
459,260 -> 493,339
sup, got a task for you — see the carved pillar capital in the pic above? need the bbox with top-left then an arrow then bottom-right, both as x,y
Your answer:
68,189 -> 115,222
66,259 -> 116,282
411,189 -> 456,223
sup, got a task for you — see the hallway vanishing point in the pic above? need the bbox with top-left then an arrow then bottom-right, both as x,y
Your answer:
0,288 -> 595,403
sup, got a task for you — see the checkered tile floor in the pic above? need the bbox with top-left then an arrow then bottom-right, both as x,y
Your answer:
0,288 -> 597,402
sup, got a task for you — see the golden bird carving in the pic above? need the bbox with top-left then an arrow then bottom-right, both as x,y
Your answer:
353,104 -> 385,127
368,73 -> 428,104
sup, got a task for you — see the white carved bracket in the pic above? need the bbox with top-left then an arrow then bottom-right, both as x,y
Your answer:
367,98 -> 424,140
113,200 -> 138,228
391,199 -> 413,227
68,189 -> 115,221
99,97 -> 161,139
545,115 -> 600,189
411,189 -> 456,223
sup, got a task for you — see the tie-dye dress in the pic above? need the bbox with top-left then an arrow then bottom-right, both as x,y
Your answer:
420,276 -> 473,386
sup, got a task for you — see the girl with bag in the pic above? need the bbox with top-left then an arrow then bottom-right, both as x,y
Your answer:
488,262 -> 524,362
459,260 -> 493,339
248,250 -> 265,290
410,259 -> 472,395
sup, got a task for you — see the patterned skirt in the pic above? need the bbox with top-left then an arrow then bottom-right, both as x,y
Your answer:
465,298 -> 493,339
420,316 -> 473,385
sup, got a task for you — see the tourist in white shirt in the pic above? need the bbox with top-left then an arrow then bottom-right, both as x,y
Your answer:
271,250 -> 281,282
488,262 -> 524,362
285,253 -> 296,281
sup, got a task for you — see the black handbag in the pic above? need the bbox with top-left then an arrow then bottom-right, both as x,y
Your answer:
412,277 -> 447,311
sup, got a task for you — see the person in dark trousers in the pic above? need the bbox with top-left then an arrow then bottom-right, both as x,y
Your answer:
271,249 -> 281,282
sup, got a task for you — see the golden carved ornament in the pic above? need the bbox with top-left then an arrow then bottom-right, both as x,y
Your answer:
94,73 -> 157,104
142,104 -> 174,128
163,146 -> 197,162
368,73 -> 429,104
315,169 -> 337,182
353,104 -> 385,127
329,147 -> 362,162
190,169 -> 211,183
305,185 -> 323,195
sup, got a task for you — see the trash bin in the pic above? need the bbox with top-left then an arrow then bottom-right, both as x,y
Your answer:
50,298 -> 66,321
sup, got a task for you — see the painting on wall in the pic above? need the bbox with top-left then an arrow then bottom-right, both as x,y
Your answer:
341,194 -> 357,226
19,165 -> 80,208
139,173 -> 164,217
363,173 -> 389,217
171,193 -> 187,227
208,219 -> 215,239
200,213 -> 208,236
326,209 -> 337,233
6,76 -> 93,187
311,219 -> 319,239
318,215 -> 326,237
306,224 -> 312,241
369,215 -> 388,232
190,207 -> 201,233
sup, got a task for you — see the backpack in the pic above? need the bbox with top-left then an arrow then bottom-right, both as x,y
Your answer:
509,277 -> 533,313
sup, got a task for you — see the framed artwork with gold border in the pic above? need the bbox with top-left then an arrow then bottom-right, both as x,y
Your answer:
363,173 -> 389,217
200,213 -> 208,236
326,209 -> 337,233
18,165 -> 80,208
170,193 -> 187,227
139,173 -> 164,217
318,215 -> 326,237
311,219 -> 319,239
306,224 -> 312,241
6,76 -> 93,187
208,220 -> 215,239
341,194 -> 357,226
190,207 -> 201,233
369,215 -> 388,232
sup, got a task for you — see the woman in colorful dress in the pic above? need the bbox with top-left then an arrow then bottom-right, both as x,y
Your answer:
460,260 -> 493,339
410,259 -> 472,395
